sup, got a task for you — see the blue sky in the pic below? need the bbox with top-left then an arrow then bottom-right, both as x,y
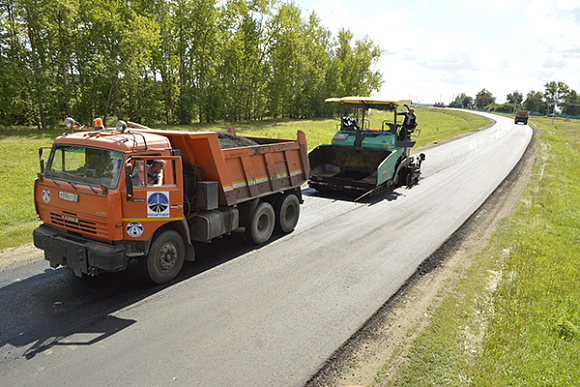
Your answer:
292,0 -> 580,104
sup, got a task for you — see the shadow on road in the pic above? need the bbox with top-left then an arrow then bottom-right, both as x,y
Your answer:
303,185 -> 409,205
0,234 -> 275,360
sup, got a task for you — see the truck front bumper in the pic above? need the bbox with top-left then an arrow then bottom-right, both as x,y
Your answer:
33,225 -> 127,277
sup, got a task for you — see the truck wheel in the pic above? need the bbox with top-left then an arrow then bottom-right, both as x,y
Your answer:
275,194 -> 300,233
246,202 -> 275,245
140,230 -> 185,284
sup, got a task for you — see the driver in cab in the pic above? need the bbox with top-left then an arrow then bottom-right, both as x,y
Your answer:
147,160 -> 165,186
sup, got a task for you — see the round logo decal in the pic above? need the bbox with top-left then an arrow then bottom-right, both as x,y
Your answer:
42,188 -> 51,203
126,221 -> 144,238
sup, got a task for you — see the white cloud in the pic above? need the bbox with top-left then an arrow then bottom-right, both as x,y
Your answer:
297,0 -> 580,103
309,0 -> 363,34
526,0 -> 580,52
542,55 -> 566,68
448,0 -> 524,11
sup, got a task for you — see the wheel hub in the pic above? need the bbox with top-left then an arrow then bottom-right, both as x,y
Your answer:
158,243 -> 177,272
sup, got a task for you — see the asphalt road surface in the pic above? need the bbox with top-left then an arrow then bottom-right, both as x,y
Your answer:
0,112 -> 532,386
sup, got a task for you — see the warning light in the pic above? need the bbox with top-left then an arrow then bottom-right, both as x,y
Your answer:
93,118 -> 104,130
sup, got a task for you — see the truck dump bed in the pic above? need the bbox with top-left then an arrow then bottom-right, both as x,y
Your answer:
134,129 -> 310,206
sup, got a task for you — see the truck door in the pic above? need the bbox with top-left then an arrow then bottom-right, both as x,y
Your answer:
121,156 -> 184,243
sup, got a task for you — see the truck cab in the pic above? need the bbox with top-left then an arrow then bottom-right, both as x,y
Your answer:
34,127 -> 187,283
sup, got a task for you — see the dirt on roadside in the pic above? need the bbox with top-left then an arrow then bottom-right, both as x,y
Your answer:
304,126 -> 537,387
0,242 -> 43,271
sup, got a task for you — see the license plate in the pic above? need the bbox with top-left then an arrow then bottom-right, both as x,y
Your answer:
59,191 -> 79,202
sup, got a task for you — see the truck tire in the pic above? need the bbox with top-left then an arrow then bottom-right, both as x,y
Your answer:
274,193 -> 300,233
246,201 -> 275,245
140,230 -> 185,284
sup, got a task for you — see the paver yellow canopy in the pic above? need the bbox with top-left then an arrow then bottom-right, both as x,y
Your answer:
308,96 -> 425,200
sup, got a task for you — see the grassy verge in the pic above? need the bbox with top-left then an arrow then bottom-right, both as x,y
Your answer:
378,117 -> 580,386
410,107 -> 490,147
0,128 -> 62,250
0,107 -> 487,251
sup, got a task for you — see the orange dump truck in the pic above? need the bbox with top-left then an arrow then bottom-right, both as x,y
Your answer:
33,120 -> 309,284
514,110 -> 529,125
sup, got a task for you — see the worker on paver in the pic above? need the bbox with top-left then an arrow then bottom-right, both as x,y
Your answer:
397,108 -> 417,140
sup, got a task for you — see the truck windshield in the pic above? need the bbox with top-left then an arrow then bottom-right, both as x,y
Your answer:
45,145 -> 124,189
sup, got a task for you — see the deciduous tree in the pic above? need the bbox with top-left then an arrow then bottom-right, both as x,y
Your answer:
0,0 -> 385,126
562,89 -> 580,116
449,93 -> 473,108
475,89 -> 495,109
506,91 -> 523,111
523,91 -> 547,114
544,81 -> 570,114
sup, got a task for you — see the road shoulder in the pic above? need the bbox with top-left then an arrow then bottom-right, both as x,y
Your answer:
0,243 -> 43,271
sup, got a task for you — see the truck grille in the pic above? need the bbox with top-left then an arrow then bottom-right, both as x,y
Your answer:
46,209 -> 109,238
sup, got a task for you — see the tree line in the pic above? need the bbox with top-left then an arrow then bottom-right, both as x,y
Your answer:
450,81 -> 580,116
0,0 -> 383,129
449,81 -> 580,116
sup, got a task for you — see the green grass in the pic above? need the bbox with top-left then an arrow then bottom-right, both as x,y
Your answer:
0,107 -> 487,251
156,117 -> 337,152
0,128 -> 62,250
379,117 -> 580,386
411,107 -> 489,147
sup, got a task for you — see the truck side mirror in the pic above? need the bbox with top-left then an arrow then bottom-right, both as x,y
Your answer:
38,147 -> 47,174
38,146 -> 52,174
125,162 -> 133,199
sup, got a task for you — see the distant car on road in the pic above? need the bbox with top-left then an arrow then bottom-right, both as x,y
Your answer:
514,110 -> 529,125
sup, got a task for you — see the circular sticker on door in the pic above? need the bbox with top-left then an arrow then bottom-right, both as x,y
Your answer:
42,188 -> 51,203
126,221 -> 144,237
